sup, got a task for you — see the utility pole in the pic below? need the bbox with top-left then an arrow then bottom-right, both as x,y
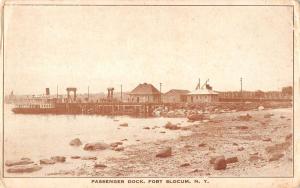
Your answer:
159,83 -> 162,103
88,86 -> 90,101
120,84 -> 123,102
240,77 -> 243,100
196,78 -> 200,90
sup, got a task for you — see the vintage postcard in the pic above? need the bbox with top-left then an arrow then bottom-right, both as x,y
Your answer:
0,0 -> 299,187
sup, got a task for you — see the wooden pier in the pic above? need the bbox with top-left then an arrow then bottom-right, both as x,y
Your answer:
54,102 -> 164,116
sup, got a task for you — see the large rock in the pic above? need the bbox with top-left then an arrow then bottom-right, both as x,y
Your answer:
84,142 -> 110,151
156,147 -> 172,158
51,156 -> 66,163
269,153 -> 284,162
209,155 -> 225,164
164,122 -> 180,130
7,164 -> 42,173
40,159 -> 56,165
213,157 -> 227,170
69,138 -> 82,146
5,158 -> 34,167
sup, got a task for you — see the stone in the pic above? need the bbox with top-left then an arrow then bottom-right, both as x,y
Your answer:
209,147 -> 215,151
7,164 -> 42,173
156,147 -> 172,158
40,159 -> 56,165
213,157 -> 227,170
280,115 -> 286,119
237,147 -> 244,151
180,127 -> 189,130
258,106 -> 264,111
210,155 -> 225,164
187,114 -> 204,121
51,156 -> 66,163
225,157 -> 238,164
160,131 -> 166,134
249,155 -> 260,162
269,153 -> 284,162
285,133 -> 292,142
5,158 -> 34,167
180,163 -> 190,167
119,123 -> 128,127
261,122 -> 267,126
190,169 -> 200,173
264,113 -> 274,118
232,143 -> 238,146
238,114 -> 252,121
83,142 -> 110,151
71,156 -> 81,159
235,126 -> 249,130
143,126 -> 150,130
110,142 -> 123,148
81,156 -> 97,160
94,163 -> 107,168
113,146 -> 125,151
198,143 -> 206,147
262,138 -> 272,142
20,157 -> 31,161
69,138 -> 82,146
164,122 -> 180,130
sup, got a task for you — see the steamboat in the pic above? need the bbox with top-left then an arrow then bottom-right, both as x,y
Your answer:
11,87 -> 159,116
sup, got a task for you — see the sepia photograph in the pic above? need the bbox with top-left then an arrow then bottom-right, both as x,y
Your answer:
1,0 -> 297,184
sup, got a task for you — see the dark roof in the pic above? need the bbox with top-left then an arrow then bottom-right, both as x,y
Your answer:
164,89 -> 190,95
130,83 -> 160,95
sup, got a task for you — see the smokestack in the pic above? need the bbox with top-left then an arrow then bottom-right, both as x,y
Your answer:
46,88 -> 50,95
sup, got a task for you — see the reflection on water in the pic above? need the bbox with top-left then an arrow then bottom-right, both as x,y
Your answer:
4,104 -> 191,175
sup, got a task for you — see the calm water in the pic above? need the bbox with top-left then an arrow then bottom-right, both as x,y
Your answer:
4,104 -> 191,175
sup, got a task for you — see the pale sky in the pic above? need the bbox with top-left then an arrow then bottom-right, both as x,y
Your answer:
3,5 -> 293,95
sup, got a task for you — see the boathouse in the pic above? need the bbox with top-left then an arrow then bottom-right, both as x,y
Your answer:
163,89 -> 190,103
129,83 -> 161,103
186,84 -> 219,103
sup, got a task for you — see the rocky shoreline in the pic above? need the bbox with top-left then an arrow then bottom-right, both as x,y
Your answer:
4,107 -> 293,177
